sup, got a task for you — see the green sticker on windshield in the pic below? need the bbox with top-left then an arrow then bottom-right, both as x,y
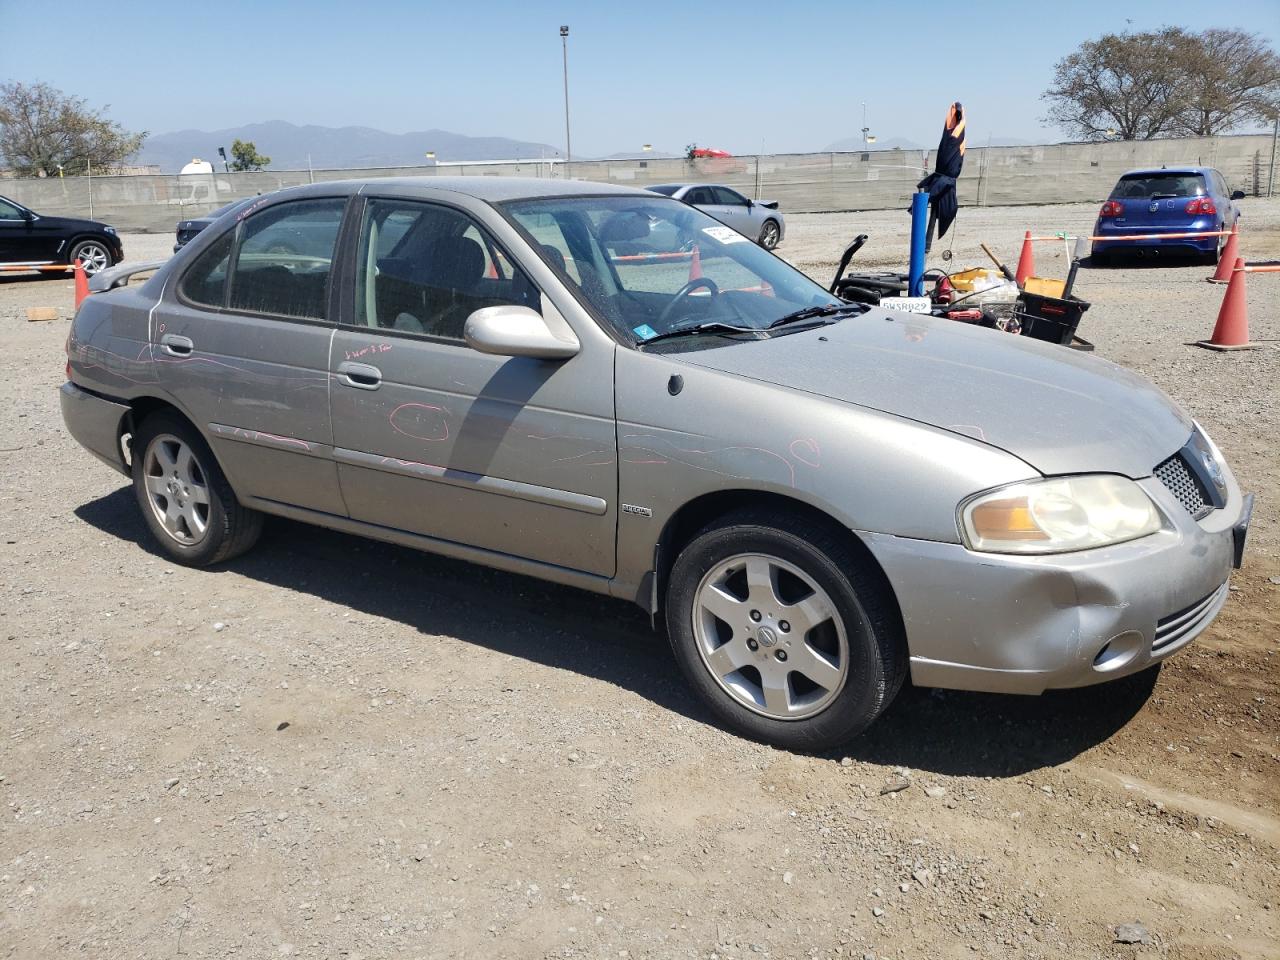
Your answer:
633,324 -> 658,340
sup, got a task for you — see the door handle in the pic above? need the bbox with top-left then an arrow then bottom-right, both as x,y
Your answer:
337,361 -> 382,390
159,334 -> 194,356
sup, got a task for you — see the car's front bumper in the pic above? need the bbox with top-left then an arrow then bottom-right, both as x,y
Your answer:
860,476 -> 1251,695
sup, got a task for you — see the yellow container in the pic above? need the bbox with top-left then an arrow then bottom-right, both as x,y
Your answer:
1022,276 -> 1067,298
949,267 -> 999,293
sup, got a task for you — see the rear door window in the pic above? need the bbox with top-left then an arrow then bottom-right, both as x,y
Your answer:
227,199 -> 346,320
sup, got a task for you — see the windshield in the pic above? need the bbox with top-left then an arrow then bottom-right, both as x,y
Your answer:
504,195 -> 839,347
1110,173 -> 1206,200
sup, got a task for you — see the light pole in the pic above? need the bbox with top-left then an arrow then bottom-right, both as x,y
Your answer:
861,102 -> 869,148
560,25 -> 572,177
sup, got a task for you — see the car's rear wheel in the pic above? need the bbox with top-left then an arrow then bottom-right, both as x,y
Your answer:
132,412 -> 262,566
665,509 -> 906,750
758,219 -> 781,250
69,239 -> 113,276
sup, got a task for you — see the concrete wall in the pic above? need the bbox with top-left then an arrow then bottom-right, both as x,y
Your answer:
3,134 -> 1274,233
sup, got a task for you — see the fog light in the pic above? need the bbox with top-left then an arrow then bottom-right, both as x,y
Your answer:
1093,631 -> 1145,672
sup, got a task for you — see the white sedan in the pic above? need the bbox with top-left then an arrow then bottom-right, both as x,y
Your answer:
646,183 -> 785,249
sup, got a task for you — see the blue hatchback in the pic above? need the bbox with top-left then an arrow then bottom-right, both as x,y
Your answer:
1092,167 -> 1243,266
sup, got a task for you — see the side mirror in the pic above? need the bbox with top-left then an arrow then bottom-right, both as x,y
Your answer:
1230,190 -> 1245,201
22,209 -> 35,221
464,305 -> 580,360
745,198 -> 753,208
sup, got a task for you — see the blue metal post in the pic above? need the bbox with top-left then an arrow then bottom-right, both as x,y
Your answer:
908,191 -> 928,296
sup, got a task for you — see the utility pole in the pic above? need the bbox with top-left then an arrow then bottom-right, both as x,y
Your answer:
560,25 -> 572,178
1269,115 -> 1277,198
861,102 -> 868,148
86,157 -> 93,220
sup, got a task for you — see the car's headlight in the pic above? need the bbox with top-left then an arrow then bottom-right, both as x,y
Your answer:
103,226 -> 117,235
959,475 -> 1161,555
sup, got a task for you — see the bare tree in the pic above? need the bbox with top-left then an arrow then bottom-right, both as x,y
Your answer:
1172,29 -> 1280,136
1042,29 -> 1189,141
0,80 -> 147,177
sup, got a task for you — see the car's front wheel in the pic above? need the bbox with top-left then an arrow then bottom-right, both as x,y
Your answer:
758,219 -> 781,250
131,412 -> 262,566
665,509 -> 906,750
69,238 -> 114,276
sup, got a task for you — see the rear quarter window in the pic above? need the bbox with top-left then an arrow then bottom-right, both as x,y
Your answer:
179,230 -> 234,308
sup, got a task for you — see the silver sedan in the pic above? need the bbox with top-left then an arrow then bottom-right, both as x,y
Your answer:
61,177 -> 1250,750
646,183 -> 785,249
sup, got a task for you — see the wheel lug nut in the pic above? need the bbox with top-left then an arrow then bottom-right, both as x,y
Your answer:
747,638 -> 759,651
775,649 -> 788,662
779,620 -> 790,633
749,610 -> 762,622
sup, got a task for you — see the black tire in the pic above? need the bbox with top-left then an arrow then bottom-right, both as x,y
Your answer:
131,412 -> 262,566
1089,250 -> 1110,268
664,508 -> 906,750
758,219 -> 781,250
68,238 -> 115,276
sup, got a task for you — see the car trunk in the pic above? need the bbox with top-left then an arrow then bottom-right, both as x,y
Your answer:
1109,173 -> 1207,228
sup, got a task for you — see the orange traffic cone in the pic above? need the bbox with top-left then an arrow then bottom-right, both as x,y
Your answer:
1206,224 -> 1239,283
73,259 -> 90,310
1014,231 -> 1035,286
688,245 -> 702,281
1197,258 -> 1255,351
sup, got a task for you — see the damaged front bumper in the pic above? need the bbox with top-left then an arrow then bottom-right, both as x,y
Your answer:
859,476 -> 1251,695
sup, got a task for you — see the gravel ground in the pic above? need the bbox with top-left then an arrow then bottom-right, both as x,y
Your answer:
1,202 -> 1277,960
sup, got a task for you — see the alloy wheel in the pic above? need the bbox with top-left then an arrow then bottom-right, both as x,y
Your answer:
74,242 -> 111,275
759,221 -> 780,249
142,433 -> 211,545
692,553 -> 849,720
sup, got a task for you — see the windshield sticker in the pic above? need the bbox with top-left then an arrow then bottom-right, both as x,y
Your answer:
632,324 -> 658,341
701,226 -> 748,244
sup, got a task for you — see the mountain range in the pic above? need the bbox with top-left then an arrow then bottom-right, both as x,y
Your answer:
137,120 -> 567,172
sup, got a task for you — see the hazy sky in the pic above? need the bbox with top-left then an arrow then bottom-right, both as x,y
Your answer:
2,0 -> 1276,156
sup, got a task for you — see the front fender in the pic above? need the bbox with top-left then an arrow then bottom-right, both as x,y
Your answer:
611,347 -> 1037,601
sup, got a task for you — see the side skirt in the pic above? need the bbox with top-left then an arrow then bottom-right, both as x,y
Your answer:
243,495 -> 617,599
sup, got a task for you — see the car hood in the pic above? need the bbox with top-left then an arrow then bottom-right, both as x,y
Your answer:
34,214 -> 115,234
674,311 -> 1192,478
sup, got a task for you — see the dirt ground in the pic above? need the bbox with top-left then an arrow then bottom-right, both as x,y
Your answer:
1,200 -> 1277,960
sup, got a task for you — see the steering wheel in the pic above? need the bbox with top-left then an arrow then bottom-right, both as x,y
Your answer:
657,277 -> 720,329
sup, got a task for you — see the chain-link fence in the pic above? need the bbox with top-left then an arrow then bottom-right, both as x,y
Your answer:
3,134 -> 1274,233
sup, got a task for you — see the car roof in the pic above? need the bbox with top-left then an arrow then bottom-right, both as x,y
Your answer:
352,176 -> 646,201
1118,167 -> 1215,178
647,183 -> 730,190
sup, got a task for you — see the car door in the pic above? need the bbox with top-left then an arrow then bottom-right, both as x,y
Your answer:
1212,171 -> 1239,227
712,186 -> 755,235
157,196 -> 350,516
0,196 -> 43,264
328,196 -> 617,577
684,186 -> 720,220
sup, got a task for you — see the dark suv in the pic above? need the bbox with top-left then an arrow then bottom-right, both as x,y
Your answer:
0,194 -> 124,276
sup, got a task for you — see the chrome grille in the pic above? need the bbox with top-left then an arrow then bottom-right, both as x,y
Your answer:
1154,453 -> 1212,520
1153,583 -> 1227,651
